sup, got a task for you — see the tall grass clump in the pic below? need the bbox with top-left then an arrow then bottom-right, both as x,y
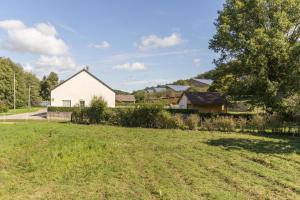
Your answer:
173,114 -> 186,129
0,101 -> 8,113
185,114 -> 200,130
202,117 -> 236,132
247,114 -> 266,132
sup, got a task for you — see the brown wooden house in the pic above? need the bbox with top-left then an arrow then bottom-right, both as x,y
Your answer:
116,95 -> 136,104
178,92 -> 227,113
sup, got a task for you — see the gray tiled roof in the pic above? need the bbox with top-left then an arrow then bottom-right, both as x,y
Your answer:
193,79 -> 213,85
166,85 -> 190,92
184,92 -> 225,105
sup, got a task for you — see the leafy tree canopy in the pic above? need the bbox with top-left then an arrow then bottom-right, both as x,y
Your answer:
0,57 -> 41,107
40,72 -> 59,101
209,0 -> 300,114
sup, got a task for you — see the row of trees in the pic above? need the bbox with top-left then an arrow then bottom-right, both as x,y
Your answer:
0,57 -> 59,108
207,0 -> 300,119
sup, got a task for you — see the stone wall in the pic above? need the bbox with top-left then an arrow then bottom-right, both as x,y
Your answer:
47,112 -> 72,121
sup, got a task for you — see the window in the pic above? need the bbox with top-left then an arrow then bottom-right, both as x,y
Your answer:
79,100 -> 85,107
62,100 -> 71,107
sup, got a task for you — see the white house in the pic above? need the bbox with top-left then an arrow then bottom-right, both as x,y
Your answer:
51,69 -> 115,107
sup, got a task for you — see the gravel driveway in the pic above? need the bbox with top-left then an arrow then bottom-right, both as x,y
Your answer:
0,109 -> 47,120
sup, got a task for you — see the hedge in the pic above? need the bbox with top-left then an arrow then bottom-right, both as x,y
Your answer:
48,106 -> 256,119
166,109 -> 255,119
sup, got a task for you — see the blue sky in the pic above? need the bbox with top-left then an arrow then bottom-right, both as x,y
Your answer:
0,0 -> 224,92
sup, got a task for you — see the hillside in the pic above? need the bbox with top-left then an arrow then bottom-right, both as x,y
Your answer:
0,121 -> 299,199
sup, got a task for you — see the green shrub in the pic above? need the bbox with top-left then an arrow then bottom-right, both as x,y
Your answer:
0,101 -> 8,113
87,96 -> 107,124
117,108 -> 135,126
71,108 -> 89,124
130,104 -> 164,128
173,114 -> 186,129
185,114 -> 200,130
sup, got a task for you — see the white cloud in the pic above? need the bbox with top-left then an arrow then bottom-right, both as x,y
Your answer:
137,33 -> 182,51
193,58 -> 200,65
113,62 -> 147,71
0,19 -> 80,75
0,20 -> 25,30
95,49 -> 202,64
35,55 -> 76,69
89,41 -> 110,49
0,20 -> 69,56
30,55 -> 78,76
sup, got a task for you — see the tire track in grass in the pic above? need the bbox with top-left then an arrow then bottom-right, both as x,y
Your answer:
165,150 -> 253,199
191,148 -> 296,199
207,151 -> 300,199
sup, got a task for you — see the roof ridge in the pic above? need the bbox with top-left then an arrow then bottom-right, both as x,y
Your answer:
51,68 -> 115,92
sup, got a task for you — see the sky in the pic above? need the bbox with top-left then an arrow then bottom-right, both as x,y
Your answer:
0,0 -> 224,92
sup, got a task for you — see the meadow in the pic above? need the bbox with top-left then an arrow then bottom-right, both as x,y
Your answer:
0,121 -> 299,199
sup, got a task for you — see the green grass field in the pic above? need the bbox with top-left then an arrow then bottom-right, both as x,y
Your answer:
0,122 -> 299,199
0,107 -> 42,116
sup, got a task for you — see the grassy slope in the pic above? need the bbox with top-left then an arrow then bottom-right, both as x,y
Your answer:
0,107 -> 42,116
0,122 -> 299,200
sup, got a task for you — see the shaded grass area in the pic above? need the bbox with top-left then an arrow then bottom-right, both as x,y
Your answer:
0,107 -> 42,116
0,122 -> 299,199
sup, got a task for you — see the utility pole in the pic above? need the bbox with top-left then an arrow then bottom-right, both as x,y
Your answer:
28,86 -> 31,109
13,72 -> 16,110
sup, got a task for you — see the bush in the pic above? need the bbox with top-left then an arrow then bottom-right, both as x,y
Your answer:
71,108 -> 89,124
185,114 -> 200,130
87,96 -> 107,124
130,104 -> 164,128
0,101 -> 8,113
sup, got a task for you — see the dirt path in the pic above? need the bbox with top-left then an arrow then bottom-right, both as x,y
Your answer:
0,109 -> 47,120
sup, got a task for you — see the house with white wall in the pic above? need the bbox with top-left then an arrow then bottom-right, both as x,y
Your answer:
50,69 -> 115,107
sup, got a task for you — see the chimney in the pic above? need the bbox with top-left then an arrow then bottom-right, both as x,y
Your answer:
85,65 -> 89,71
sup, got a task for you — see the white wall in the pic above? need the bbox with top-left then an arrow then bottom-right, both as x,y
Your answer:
178,94 -> 188,109
51,71 -> 115,107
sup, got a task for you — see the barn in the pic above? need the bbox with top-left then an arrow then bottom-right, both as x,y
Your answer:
178,92 -> 227,113
50,69 -> 115,107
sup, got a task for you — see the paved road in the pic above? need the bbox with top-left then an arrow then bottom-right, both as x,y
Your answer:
0,109 -> 47,120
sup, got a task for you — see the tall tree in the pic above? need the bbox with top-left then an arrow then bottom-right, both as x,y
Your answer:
47,72 -> 59,89
24,72 -> 42,105
40,72 -> 59,101
209,0 -> 300,114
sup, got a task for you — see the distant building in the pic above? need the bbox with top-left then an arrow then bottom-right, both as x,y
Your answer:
146,87 -> 167,93
166,85 -> 190,92
190,79 -> 213,87
178,92 -> 227,113
51,69 -> 115,107
116,94 -> 136,104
